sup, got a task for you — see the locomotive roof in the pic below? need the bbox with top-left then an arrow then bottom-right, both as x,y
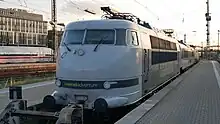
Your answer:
65,19 -> 140,30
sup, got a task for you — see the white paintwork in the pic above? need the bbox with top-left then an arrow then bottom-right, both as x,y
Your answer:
57,45 -> 142,80
179,43 -> 195,70
100,97 -> 128,108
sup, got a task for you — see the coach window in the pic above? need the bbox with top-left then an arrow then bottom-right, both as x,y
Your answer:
127,30 -> 139,46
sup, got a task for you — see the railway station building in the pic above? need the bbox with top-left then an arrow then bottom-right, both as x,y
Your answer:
0,8 -> 48,47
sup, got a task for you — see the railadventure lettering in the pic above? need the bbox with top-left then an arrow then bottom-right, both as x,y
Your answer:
63,82 -> 99,88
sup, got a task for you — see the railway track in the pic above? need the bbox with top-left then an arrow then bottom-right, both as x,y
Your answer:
0,63 -> 56,69
0,63 -> 56,78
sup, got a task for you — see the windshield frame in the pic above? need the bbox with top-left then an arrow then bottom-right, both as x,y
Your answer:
61,29 -> 117,45
61,29 -> 85,45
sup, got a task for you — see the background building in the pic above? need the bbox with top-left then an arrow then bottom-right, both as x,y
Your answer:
0,8 -> 48,46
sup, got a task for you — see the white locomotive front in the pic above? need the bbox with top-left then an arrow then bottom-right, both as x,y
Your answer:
54,20 -> 143,112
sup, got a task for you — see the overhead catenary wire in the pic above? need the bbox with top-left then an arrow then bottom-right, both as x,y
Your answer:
64,0 -> 97,15
92,0 -> 120,10
1,0 -> 50,14
133,0 -> 160,20
133,0 -> 186,40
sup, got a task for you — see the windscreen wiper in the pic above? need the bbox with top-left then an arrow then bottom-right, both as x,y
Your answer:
63,42 -> 71,52
93,36 -> 108,52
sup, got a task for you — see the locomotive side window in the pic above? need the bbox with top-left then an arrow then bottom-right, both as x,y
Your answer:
170,43 -> 177,50
170,43 -> 174,50
183,50 -> 188,58
174,43 -> 177,50
85,29 -> 115,44
150,36 -> 159,49
160,39 -> 166,49
151,36 -> 178,65
165,41 -> 171,50
131,31 -> 139,46
127,30 -> 139,46
150,36 -> 176,51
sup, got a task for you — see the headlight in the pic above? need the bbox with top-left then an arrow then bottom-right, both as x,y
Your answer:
55,80 -> 62,87
103,82 -> 111,89
103,81 -> 118,89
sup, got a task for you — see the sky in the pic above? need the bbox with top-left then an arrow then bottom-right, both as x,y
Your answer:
0,0 -> 219,46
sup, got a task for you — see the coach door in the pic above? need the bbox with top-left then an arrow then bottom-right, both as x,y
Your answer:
142,48 -> 150,95
140,32 -> 150,95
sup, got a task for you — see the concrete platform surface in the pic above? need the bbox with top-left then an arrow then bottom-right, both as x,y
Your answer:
117,61 -> 220,124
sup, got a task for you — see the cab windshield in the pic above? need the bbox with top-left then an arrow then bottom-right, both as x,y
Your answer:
62,29 -> 115,45
84,29 -> 115,44
63,30 -> 84,44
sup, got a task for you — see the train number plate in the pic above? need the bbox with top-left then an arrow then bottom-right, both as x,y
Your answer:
75,95 -> 88,101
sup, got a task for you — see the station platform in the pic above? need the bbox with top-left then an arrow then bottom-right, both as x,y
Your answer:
116,61 -> 220,124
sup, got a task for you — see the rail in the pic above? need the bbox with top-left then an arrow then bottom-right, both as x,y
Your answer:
0,63 -> 56,78
0,63 -> 56,89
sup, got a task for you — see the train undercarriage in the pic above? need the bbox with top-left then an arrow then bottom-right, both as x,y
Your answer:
0,86 -> 85,124
0,86 -> 131,124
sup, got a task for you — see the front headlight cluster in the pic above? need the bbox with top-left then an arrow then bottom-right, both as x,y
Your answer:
103,81 -> 118,89
55,79 -> 62,87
